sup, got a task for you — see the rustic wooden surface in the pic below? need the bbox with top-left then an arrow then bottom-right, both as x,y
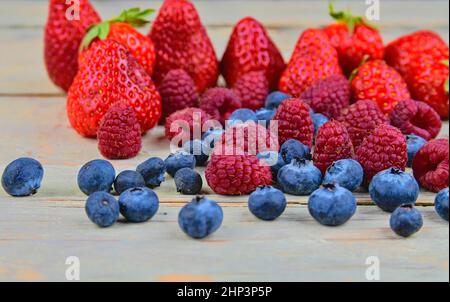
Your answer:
0,0 -> 448,282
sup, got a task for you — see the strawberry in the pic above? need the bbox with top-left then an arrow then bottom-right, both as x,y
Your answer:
149,0 -> 219,93
221,17 -> 285,91
44,0 -> 101,92
67,39 -> 161,137
279,29 -> 342,97
81,8 -> 156,76
323,3 -> 384,75
350,60 -> 411,114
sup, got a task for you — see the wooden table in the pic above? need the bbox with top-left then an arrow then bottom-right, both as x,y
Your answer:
0,0 -> 448,282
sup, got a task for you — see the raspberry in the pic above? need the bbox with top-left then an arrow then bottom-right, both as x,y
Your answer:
273,98 -> 314,147
205,154 -> 272,195
97,102 -> 142,160
313,120 -> 354,174
300,75 -> 350,119
232,71 -> 269,110
158,69 -> 199,123
199,88 -> 242,125
164,108 -> 210,145
412,138 -> 449,192
390,99 -> 442,141
356,124 -> 407,183
338,100 -> 390,150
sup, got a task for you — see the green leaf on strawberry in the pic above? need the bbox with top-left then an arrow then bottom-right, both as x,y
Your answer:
443,60 -> 449,93
329,1 -> 375,34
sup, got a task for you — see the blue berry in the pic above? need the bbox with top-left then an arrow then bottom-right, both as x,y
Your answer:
202,128 -> 224,149
164,151 -> 196,177
435,188 -> 449,222
85,191 -> 119,228
369,168 -> 419,212
277,158 -> 322,196
2,157 -> 44,197
255,108 -> 276,127
248,186 -> 287,221
118,187 -> 159,223
114,170 -> 145,195
265,91 -> 290,110
227,109 -> 257,127
311,113 -> 329,137
77,159 -> 115,196
257,151 -> 286,180
323,159 -> 364,192
406,134 -> 427,167
174,168 -> 203,195
183,140 -> 210,166
280,139 -> 311,164
308,183 -> 357,226
390,204 -> 423,237
178,196 -> 223,239
136,157 -> 166,188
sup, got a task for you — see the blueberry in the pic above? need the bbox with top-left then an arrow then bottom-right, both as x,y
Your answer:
136,157 -> 166,188
311,113 -> 329,137
178,196 -> 224,239
435,188 -> 449,222
118,187 -> 159,223
406,134 -> 427,167
183,139 -> 210,166
85,191 -> 119,227
277,158 -> 322,196
265,91 -> 290,110
164,151 -> 196,177
308,183 -> 357,226
257,151 -> 286,180
174,168 -> 203,195
323,159 -> 364,192
77,159 -> 115,196
255,108 -> 276,127
369,168 -> 419,212
114,170 -> 145,195
2,157 -> 44,197
202,128 -> 224,149
248,186 -> 287,221
280,139 -> 311,164
390,204 -> 423,237
227,109 -> 257,127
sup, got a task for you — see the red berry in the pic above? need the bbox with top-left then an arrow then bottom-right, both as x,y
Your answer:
232,71 -> 269,110
390,99 -> 442,141
273,99 -> 314,147
199,88 -> 242,125
338,100 -> 390,150
98,102 -> 142,160
313,120 -> 354,174
205,154 -> 272,195
412,138 -> 449,193
165,108 -> 210,145
356,124 -> 407,183
300,75 -> 350,119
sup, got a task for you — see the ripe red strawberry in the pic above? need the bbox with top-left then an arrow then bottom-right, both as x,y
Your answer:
149,0 -> 219,93
351,60 -> 411,114
200,88 -> 242,125
323,3 -> 384,75
67,39 -> 162,137
98,102 -> 142,160
164,108 -> 210,144
44,0 -> 101,91
221,17 -> 285,90
279,29 -> 342,97
232,71 -> 269,110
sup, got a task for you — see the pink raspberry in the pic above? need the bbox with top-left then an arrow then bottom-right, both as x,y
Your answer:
200,88 -> 242,125
232,71 -> 269,110
164,108 -> 210,145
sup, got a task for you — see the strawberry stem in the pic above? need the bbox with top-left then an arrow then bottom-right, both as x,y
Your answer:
328,1 -> 376,33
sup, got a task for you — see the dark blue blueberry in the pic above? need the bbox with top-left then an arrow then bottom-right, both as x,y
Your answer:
136,157 -> 166,188
77,159 -> 115,196
311,113 -> 329,137
183,140 -> 210,166
369,168 -> 419,212
390,204 -> 423,237
323,159 -> 364,192
118,187 -> 159,223
202,127 -> 224,150
114,170 -> 145,195
277,158 -> 322,196
255,108 -> 276,127
308,183 -> 357,226
178,196 -> 223,239
85,191 -> 119,227
265,91 -> 290,110
406,134 -> 427,167
227,109 -> 257,127
248,186 -> 287,221
174,168 -> 203,195
2,157 -> 44,197
435,188 -> 449,222
164,151 -> 196,177
280,139 -> 311,164
257,151 -> 286,180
